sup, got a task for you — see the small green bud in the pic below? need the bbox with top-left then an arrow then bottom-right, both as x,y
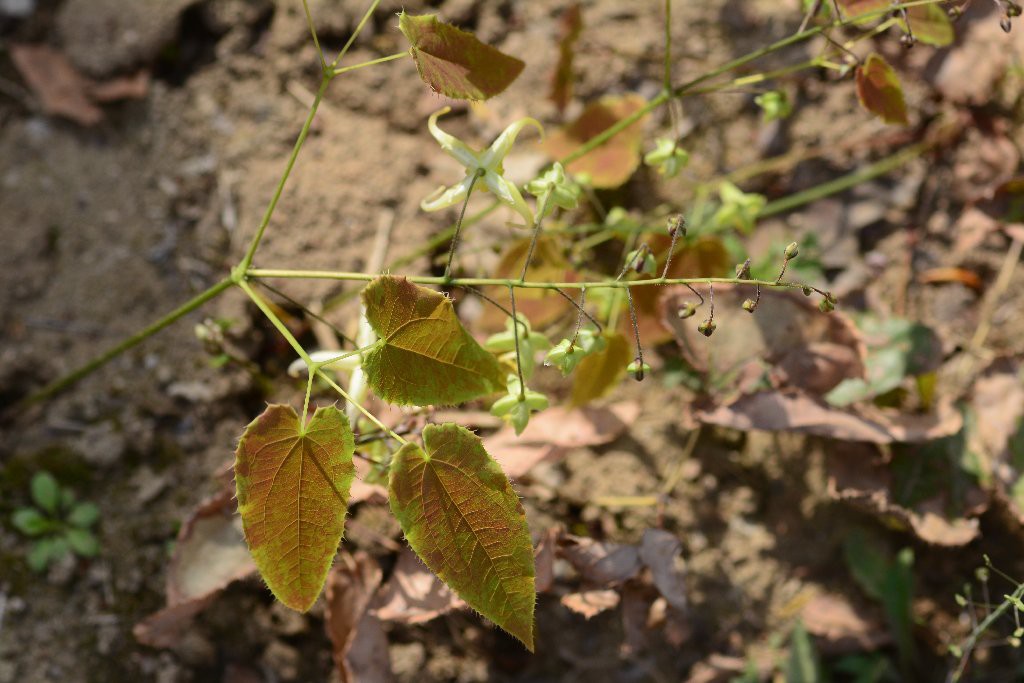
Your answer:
697,319 -> 716,337
667,214 -> 686,238
735,259 -> 751,280
818,297 -> 835,313
677,302 -> 696,319
802,286 -> 812,296
626,358 -> 651,381
976,567 -> 990,582
954,594 -> 967,607
948,644 -> 963,658
742,298 -> 757,313
644,138 -> 689,178
1010,636 -> 1021,649
784,242 -> 800,260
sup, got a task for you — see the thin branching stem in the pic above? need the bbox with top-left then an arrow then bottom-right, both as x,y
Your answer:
301,0 -> 328,72
444,168 -> 486,280
556,287 -> 602,333
626,286 -> 644,379
508,286 -> 526,400
257,280 -> 355,347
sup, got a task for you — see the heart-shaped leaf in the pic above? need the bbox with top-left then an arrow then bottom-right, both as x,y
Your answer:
234,404 -> 355,612
900,5 -> 954,46
398,12 -> 525,101
389,423 -> 536,650
361,276 -> 506,406
855,53 -> 908,125
543,94 -> 649,188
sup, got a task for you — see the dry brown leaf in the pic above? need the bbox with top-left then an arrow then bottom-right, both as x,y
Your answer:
88,70 -> 150,102
10,44 -> 103,126
560,589 -> 620,619
801,592 -> 889,654
134,490 -> 256,647
486,402 -> 640,479
918,267 -> 984,293
827,442 -> 986,546
534,527 -> 560,594
638,529 -> 687,611
325,552 -> 393,683
662,285 -> 866,400
557,534 -> 642,585
371,547 -> 465,623
697,390 -> 962,444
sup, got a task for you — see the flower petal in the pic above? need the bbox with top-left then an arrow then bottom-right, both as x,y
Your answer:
428,107 -> 480,168
421,174 -> 474,212
479,117 -> 544,169
484,170 -> 534,227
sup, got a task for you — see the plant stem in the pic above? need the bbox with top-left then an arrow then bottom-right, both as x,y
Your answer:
26,277 -> 235,403
239,76 -> 329,272
557,0 -> 945,168
248,268 -> 822,293
239,280 -> 312,365
316,371 -> 409,445
329,0 -> 381,70
301,0 -> 328,73
330,52 -> 408,78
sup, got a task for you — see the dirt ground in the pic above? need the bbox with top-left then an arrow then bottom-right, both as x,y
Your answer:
2,1 -> 1024,682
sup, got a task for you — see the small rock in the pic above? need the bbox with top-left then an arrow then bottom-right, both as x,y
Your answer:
0,0 -> 34,18
72,421 -> 126,468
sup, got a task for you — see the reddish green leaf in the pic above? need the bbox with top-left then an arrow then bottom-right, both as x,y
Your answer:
361,276 -> 506,406
389,423 -> 535,649
398,12 -> 525,101
836,0 -> 889,19
549,3 -> 583,113
855,53 -> 908,125
543,94 -> 649,188
570,331 -> 631,406
900,5 -> 954,46
234,404 -> 355,612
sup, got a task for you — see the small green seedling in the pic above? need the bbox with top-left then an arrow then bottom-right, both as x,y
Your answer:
10,471 -> 100,572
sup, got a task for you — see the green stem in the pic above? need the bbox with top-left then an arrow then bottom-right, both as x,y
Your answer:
761,143 -> 927,217
238,279 -> 311,365
248,268 -> 823,293
238,76 -> 329,272
329,52 -> 408,78
330,0 -> 381,70
316,371 -> 409,445
557,0 -> 945,168
301,0 -> 328,73
26,277 -> 235,403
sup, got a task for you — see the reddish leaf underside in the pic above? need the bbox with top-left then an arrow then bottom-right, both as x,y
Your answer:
361,276 -> 506,406
855,53 -> 908,126
388,423 -> 536,650
543,93 -> 649,188
571,331 -> 632,407
234,404 -> 355,612
398,12 -> 525,101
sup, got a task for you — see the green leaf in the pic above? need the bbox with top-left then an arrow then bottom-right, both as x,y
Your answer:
785,620 -> 821,683
234,404 -> 356,612
64,528 -> 100,557
67,502 -> 100,528
31,471 -> 60,514
398,12 -> 525,101
855,53 -> 908,125
900,5 -> 954,47
389,423 -> 536,650
11,508 -> 51,536
570,331 -> 631,406
361,276 -> 506,406
28,537 -> 69,572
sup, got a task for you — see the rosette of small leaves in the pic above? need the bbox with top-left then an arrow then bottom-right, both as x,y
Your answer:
643,137 -> 690,178
11,471 -> 100,572
713,181 -> 766,234
544,327 -> 606,376
525,162 -> 581,219
485,314 -> 550,380
490,374 -> 550,435
754,90 -> 792,122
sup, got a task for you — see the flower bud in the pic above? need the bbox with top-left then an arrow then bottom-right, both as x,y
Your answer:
742,298 -> 757,313
677,302 -> 696,319
818,297 -> 836,313
667,215 -> 687,238
802,286 -> 812,296
784,242 -> 800,260
697,319 -> 716,337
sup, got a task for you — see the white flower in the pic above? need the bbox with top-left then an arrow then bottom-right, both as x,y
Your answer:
421,107 -> 542,227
